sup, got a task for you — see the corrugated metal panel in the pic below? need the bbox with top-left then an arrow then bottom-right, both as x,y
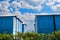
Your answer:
55,16 -> 60,31
36,15 -> 54,34
0,16 -> 13,34
35,15 -> 60,34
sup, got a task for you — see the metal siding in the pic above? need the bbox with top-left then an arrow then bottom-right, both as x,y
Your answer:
0,16 -> 13,34
36,15 -> 54,34
55,16 -> 60,31
22,24 -> 24,33
17,20 -> 19,32
19,20 -> 22,32
13,17 -> 22,35
17,19 -> 18,32
13,17 -> 17,35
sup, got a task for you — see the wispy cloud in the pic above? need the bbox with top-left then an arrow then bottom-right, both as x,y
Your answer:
19,0 -> 60,12
0,1 -> 11,14
20,13 -> 35,32
46,0 -> 60,11
51,4 -> 60,11
12,0 -> 43,11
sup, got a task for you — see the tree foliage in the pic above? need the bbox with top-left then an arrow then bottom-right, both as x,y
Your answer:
0,30 -> 60,40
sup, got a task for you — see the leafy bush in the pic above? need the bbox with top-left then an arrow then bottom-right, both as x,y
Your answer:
55,30 -> 60,40
0,30 -> 60,40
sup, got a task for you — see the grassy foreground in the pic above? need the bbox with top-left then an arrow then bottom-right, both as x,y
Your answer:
0,30 -> 60,40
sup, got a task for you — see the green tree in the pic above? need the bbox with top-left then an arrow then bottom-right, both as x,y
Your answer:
51,35 -> 56,40
48,34 -> 52,40
2,33 -> 10,40
0,33 -> 14,40
40,33 -> 46,40
24,32 -> 31,40
32,33 -> 40,40
24,32 -> 41,40
55,30 -> 60,40
17,32 -> 23,40
0,34 -> 3,40
9,34 -> 14,40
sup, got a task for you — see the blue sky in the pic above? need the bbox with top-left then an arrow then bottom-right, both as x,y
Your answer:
0,0 -> 60,31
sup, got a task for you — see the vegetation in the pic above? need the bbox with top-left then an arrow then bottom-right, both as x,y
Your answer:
0,30 -> 60,40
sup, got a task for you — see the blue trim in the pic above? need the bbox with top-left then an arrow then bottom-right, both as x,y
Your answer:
22,24 -> 24,33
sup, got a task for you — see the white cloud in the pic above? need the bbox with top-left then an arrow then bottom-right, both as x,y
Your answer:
33,5 -> 42,11
13,0 -> 60,12
56,0 -> 60,3
46,1 -> 55,6
23,13 -> 35,20
45,0 -> 60,11
51,4 -> 60,11
19,13 -> 35,24
56,4 -> 60,7
12,0 -> 43,11
25,0 -> 46,5
19,1 -> 42,11
0,1 -> 10,8
19,1 -> 33,9
0,1 -> 11,14
10,1 -> 21,10
10,0 -> 60,12
19,13 -> 35,31
51,6 -> 57,11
